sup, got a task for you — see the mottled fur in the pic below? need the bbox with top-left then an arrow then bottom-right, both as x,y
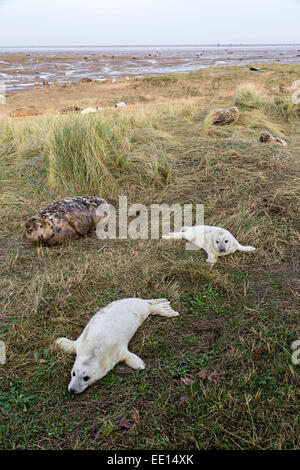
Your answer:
25,196 -> 111,246
259,132 -> 287,146
212,106 -> 239,126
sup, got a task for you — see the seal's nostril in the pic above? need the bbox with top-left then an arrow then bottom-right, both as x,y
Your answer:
69,388 -> 76,394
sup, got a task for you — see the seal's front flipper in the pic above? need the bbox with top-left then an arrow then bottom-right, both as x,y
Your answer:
55,337 -> 76,354
206,253 -> 218,268
123,351 -> 145,370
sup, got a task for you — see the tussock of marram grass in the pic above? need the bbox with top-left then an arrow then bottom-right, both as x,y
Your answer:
115,105 -> 163,129
178,103 -> 204,122
47,114 -> 124,195
46,110 -> 175,196
0,116 -> 50,153
235,82 -> 300,121
234,82 -> 273,111
273,99 -> 300,121
237,110 -> 285,137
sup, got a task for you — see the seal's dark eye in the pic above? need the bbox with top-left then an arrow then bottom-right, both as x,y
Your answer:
73,372 -> 75,377
29,229 -> 33,233
225,240 -> 228,243
40,225 -> 43,229
83,376 -> 90,382
216,241 -> 219,244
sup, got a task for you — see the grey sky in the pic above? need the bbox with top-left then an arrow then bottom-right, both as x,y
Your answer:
0,0 -> 299,46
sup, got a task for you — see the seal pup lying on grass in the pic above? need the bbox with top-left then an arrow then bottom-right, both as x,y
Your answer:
162,225 -> 256,268
55,298 -> 179,394
25,196 -> 111,246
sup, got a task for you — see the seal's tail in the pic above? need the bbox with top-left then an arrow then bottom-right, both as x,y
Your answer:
162,231 -> 184,240
146,299 -> 179,317
162,227 -> 196,242
237,244 -> 256,252
55,337 -> 76,354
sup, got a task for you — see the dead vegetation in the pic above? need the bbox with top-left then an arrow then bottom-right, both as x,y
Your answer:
0,63 -> 299,450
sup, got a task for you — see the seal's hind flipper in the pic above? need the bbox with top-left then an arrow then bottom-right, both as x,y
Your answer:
147,299 -> 179,317
162,231 -> 184,240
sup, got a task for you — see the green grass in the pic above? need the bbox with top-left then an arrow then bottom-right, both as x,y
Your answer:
0,64 -> 300,450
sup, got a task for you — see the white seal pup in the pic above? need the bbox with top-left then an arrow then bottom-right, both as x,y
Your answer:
114,101 -> 127,108
80,106 -> 102,115
55,298 -> 179,394
162,225 -> 256,268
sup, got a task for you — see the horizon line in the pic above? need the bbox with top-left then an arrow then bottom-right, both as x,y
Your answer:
1,43 -> 300,48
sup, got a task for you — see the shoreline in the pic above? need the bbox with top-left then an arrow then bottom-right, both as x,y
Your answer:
1,45 -> 300,94
1,62 -> 300,120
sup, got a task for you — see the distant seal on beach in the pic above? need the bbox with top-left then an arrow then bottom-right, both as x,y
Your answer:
25,196 -> 111,246
162,225 -> 256,268
55,298 -> 179,394
114,101 -> 128,108
80,106 -> 103,115
59,105 -> 82,114
211,106 -> 239,126
9,107 -> 42,118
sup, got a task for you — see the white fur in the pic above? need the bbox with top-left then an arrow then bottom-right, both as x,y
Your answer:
55,298 -> 179,394
114,101 -> 127,108
162,225 -> 256,268
81,107 -> 102,115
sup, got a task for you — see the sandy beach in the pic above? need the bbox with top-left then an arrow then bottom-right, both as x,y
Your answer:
1,57 -> 300,121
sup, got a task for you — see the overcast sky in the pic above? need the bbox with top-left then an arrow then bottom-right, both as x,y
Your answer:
0,0 -> 299,46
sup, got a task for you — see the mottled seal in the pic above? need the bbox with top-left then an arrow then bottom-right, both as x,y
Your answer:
163,225 -> 256,268
211,106 -> 239,126
259,132 -> 287,146
55,298 -> 179,394
25,196 -> 111,246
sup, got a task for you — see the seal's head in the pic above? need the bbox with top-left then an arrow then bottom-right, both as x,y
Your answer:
259,132 -> 272,143
68,356 -> 98,394
212,230 -> 232,255
25,217 -> 52,244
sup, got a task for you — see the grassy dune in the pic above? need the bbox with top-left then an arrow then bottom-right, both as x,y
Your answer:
0,64 -> 299,450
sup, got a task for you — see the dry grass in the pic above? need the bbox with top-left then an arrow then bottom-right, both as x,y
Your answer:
0,63 -> 299,450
